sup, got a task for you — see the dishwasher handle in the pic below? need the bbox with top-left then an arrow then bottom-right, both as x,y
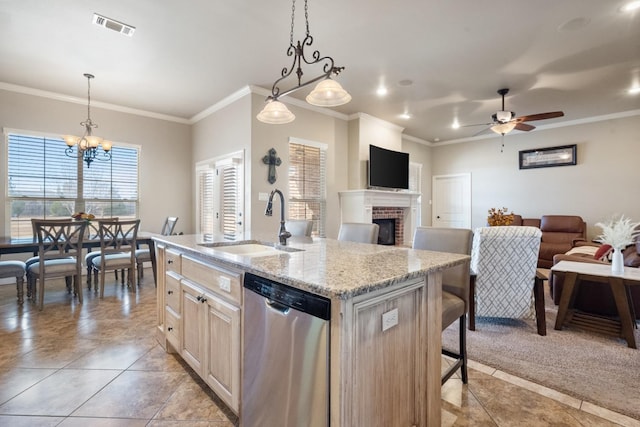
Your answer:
265,299 -> 290,315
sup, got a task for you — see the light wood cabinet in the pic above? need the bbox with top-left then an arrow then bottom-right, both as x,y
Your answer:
203,289 -> 241,411
350,281 -> 424,426
157,248 -> 242,414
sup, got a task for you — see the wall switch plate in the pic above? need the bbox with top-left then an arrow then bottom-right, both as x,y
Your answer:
258,192 -> 269,201
382,308 -> 398,332
218,276 -> 231,293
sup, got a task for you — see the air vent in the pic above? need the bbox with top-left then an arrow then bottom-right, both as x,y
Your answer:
92,13 -> 135,37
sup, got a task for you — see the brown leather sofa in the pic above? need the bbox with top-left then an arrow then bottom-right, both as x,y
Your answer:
512,215 -> 586,268
550,237 -> 640,319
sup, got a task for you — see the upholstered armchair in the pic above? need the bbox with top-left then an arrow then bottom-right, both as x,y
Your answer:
470,226 -> 544,331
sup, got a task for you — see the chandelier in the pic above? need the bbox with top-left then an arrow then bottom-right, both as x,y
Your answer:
256,0 -> 351,124
63,73 -> 112,167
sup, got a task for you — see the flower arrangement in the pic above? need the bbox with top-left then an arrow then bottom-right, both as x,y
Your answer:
487,207 -> 515,226
595,215 -> 640,251
71,212 -> 95,222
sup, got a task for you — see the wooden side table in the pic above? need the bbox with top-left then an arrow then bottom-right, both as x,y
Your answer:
552,260 -> 639,349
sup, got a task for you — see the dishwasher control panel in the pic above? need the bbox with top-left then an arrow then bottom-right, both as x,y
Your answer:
244,272 -> 331,320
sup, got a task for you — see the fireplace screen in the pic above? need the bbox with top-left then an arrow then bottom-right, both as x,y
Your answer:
372,218 -> 395,245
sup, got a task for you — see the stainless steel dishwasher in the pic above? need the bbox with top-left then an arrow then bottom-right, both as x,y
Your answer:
242,272 -> 331,427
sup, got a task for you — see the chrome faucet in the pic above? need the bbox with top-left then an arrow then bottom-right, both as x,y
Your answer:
265,189 -> 291,245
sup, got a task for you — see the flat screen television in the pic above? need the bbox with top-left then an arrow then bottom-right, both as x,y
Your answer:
368,144 -> 410,190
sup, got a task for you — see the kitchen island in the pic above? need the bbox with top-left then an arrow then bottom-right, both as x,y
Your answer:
153,234 -> 469,427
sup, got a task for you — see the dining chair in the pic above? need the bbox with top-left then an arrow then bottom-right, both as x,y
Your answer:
135,216 -> 177,283
93,219 -> 140,298
285,219 -> 313,237
27,219 -> 87,310
0,261 -> 27,305
413,226 -> 472,384
84,218 -> 124,290
470,226 -> 544,333
337,222 -> 379,244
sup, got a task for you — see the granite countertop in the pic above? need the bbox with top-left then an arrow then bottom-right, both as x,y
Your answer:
153,234 -> 469,300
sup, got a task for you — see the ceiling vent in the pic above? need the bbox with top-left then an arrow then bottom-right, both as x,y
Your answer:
92,13 -> 135,37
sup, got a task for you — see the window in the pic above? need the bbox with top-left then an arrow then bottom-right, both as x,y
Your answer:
6,130 -> 139,238
196,151 -> 244,241
288,138 -> 327,237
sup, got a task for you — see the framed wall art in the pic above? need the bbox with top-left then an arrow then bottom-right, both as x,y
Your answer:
519,144 -> 577,170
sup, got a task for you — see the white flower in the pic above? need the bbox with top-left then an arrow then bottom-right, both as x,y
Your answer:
595,215 -> 640,251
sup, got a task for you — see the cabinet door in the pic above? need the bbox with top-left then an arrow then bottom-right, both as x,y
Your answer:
180,280 -> 205,374
204,294 -> 241,413
350,283 -> 424,427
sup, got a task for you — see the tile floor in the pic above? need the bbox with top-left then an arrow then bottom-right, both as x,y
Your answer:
0,272 -> 638,426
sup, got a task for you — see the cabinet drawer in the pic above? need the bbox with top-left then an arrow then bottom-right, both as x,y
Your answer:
182,256 -> 242,305
166,249 -> 182,273
165,307 -> 181,350
165,272 -> 181,313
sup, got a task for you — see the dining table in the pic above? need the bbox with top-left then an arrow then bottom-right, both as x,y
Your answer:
0,231 -> 159,289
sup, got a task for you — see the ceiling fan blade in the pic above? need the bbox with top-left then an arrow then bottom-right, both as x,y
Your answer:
472,126 -> 492,137
514,122 -> 535,132
461,122 -> 494,128
516,111 -> 564,122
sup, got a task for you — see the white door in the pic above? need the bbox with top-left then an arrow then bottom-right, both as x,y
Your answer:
432,173 -> 471,228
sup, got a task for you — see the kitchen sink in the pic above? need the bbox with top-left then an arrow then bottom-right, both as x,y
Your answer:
200,241 -> 303,257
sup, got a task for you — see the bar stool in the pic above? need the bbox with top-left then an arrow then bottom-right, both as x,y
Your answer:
0,260 -> 27,305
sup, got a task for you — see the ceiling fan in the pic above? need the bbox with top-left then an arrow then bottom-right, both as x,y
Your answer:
464,88 -> 564,136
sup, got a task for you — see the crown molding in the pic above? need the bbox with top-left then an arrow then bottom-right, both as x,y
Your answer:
0,81 -> 191,124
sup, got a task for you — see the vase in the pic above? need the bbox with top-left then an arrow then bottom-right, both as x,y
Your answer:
611,248 -> 624,275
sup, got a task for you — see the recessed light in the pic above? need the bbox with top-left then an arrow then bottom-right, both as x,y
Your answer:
621,1 -> 640,12
451,120 -> 460,129
399,113 -> 412,120
629,86 -> 640,95
376,86 -> 388,96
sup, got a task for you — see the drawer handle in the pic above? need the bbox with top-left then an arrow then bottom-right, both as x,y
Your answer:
196,295 -> 202,302
168,260 -> 174,264
167,327 -> 173,332
167,290 -> 173,295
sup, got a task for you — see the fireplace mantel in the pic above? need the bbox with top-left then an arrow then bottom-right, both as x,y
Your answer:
339,190 -> 421,246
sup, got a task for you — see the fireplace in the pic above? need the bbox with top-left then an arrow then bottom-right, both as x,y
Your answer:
338,190 -> 421,246
373,218 -> 396,245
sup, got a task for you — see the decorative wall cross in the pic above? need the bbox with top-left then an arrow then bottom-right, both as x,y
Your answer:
262,148 -> 282,184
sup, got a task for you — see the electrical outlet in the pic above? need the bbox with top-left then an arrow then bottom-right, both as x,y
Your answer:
382,308 -> 398,332
218,276 -> 231,293
258,192 -> 269,201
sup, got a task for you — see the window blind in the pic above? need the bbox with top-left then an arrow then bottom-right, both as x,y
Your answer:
288,141 -> 326,237
7,131 -> 139,238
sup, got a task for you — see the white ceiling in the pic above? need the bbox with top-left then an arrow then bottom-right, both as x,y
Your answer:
1,0 -> 639,143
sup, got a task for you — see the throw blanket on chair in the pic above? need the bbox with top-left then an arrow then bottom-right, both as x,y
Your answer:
470,226 -> 542,319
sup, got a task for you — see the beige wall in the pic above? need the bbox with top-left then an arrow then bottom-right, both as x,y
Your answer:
0,89 -> 192,236
430,115 -> 640,239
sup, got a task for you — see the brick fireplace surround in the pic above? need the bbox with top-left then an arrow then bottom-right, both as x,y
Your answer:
338,190 -> 420,247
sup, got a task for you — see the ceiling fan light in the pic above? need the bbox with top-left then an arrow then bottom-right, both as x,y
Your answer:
257,100 -> 295,124
495,110 -> 513,123
306,78 -> 352,107
491,122 -> 516,135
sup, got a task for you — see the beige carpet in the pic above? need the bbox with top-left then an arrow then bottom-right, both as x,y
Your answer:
443,286 -> 640,420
